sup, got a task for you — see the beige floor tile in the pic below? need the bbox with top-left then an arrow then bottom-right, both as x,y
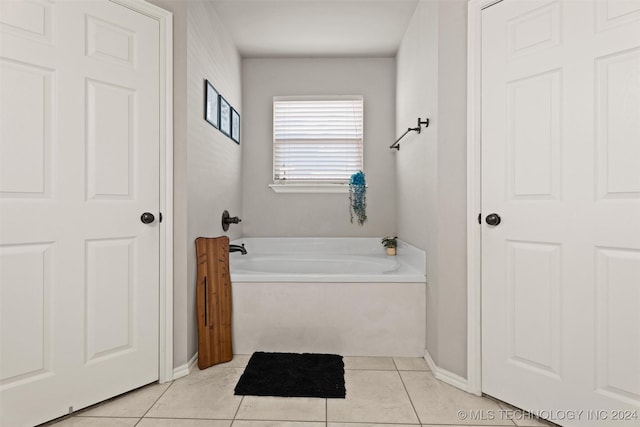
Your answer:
145,367 -> 243,419
342,357 -> 396,371
496,401 -> 555,426
327,370 -> 419,424
77,382 -> 171,418
233,421 -> 325,427
235,396 -> 325,421
49,417 -> 138,426
400,371 -> 512,425
138,420 -> 232,427
328,423 -> 419,427
393,357 -> 429,371
209,354 -> 252,369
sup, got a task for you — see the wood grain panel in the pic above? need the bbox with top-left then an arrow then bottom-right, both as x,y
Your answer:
195,236 -> 233,369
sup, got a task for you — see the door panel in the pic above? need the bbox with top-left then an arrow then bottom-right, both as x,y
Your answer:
506,240 -> 562,378
596,48 -> 640,198
506,70 -> 561,200
482,1 -> 640,425
0,1 -> 160,425
0,243 -> 53,382
0,59 -> 53,197
86,79 -> 136,200
595,247 -> 640,404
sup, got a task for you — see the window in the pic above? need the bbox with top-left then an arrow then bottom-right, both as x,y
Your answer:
271,96 -> 363,192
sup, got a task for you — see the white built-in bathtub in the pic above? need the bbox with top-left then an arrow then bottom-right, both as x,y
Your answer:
229,238 -> 426,357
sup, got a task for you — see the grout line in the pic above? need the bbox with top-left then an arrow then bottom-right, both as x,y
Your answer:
325,397 -> 328,426
233,417 -> 326,423
420,425 -> 519,426
343,368 -> 397,371
134,380 -> 175,426
488,395 -> 554,427
323,421 -> 420,426
396,369 -> 422,425
420,424 -> 520,426
232,395 -> 244,421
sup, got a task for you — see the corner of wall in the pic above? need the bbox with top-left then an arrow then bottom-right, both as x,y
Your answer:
395,0 -> 440,370
396,0 -> 469,380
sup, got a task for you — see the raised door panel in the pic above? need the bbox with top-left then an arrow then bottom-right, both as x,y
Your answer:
506,241 -> 562,378
506,70 -> 561,200
0,60 -> 53,198
0,243 -> 52,385
596,48 -> 640,199
507,0 -> 561,59
596,0 -> 640,32
86,15 -> 136,68
0,0 -> 53,44
86,79 -> 136,200
595,248 -> 640,405
85,238 -> 135,363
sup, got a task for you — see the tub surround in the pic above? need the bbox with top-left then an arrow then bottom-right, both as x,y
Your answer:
229,238 -> 426,356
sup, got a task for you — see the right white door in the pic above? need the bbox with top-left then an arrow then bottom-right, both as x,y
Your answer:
481,1 -> 640,425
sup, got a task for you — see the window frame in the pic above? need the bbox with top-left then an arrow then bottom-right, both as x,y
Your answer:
270,95 -> 364,193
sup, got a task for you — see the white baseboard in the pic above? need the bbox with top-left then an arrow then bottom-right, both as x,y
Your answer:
172,352 -> 198,380
188,352 -> 198,373
424,349 -> 469,392
172,363 -> 189,380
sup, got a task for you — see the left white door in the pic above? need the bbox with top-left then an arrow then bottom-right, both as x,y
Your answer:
0,1 -> 160,426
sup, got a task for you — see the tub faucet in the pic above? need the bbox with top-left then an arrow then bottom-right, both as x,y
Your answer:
229,243 -> 247,255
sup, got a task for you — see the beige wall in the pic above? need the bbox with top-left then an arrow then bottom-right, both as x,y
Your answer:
396,0 -> 440,367
186,1 -> 243,361
148,0 -> 243,368
436,0 -> 468,377
396,0 -> 468,378
241,58 -> 396,237
151,0 -> 467,373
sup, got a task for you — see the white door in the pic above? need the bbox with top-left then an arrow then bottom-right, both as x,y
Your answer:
482,0 -> 640,425
0,1 -> 160,425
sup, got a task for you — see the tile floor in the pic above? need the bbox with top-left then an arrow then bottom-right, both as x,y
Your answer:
46,356 -> 552,427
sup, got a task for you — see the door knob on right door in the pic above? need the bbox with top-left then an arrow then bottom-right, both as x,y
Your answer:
140,212 -> 155,224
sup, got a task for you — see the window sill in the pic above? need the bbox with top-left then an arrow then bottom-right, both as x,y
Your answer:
269,183 -> 349,194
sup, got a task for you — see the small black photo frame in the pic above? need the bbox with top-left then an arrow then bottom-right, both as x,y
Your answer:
231,108 -> 240,144
219,95 -> 231,137
204,80 -> 219,129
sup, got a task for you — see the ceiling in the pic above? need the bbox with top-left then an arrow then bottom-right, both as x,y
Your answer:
210,0 -> 420,58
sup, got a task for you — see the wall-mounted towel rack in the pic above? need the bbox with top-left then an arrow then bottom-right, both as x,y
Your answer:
390,117 -> 429,151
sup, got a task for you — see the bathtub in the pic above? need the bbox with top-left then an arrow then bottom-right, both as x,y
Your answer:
229,238 -> 426,356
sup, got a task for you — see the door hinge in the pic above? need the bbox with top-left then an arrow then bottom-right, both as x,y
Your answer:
478,213 -> 482,224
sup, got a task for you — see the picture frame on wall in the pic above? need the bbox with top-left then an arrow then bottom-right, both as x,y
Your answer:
219,95 -> 231,137
204,80 -> 219,129
231,108 -> 240,144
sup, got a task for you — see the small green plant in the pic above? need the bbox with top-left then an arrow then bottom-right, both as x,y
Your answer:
381,236 -> 397,249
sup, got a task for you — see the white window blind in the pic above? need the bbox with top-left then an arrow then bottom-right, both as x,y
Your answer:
273,96 -> 363,184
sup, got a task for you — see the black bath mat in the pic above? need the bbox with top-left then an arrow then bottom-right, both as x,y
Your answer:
234,352 -> 345,398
